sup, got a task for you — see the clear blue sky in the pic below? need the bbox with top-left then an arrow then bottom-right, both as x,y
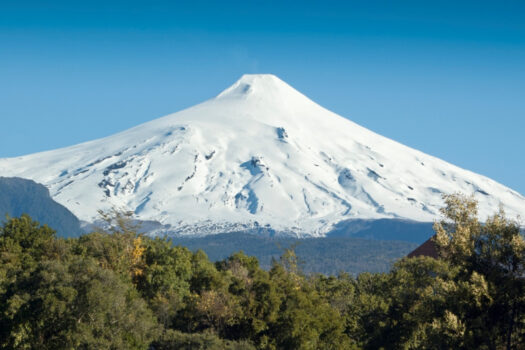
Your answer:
1,1 -> 524,195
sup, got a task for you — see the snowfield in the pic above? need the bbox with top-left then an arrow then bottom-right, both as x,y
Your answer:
1,74 -> 524,236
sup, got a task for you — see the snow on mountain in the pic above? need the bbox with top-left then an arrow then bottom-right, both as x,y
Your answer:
1,74 -> 524,236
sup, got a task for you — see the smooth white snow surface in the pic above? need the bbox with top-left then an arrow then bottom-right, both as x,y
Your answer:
1,74 -> 524,236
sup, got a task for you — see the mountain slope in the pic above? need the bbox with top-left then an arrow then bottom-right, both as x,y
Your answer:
0,177 -> 82,237
0,74 -> 523,237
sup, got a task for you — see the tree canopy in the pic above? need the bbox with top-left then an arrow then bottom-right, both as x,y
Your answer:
0,194 -> 523,349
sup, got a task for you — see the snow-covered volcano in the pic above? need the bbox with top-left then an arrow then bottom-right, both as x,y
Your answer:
1,74 -> 524,236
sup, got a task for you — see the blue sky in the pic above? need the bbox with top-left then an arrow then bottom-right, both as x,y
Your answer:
1,1 -> 524,195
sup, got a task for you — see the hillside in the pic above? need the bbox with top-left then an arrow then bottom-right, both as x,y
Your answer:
0,177 -> 82,237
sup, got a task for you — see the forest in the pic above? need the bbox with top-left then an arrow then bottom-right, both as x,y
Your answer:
1,194 -> 524,349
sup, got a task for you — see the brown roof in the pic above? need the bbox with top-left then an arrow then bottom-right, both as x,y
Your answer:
407,236 -> 439,259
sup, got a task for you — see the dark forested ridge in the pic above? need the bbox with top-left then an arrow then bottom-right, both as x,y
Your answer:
327,218 -> 435,243
171,233 -> 417,275
0,177 -> 82,237
166,217 -> 431,275
1,194 -> 524,349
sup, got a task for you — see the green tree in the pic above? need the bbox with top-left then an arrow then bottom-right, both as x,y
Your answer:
135,238 -> 193,329
344,272 -> 390,349
0,257 -> 158,349
151,329 -> 255,350
434,193 -> 525,349
380,256 -> 464,349
0,214 -> 60,269
267,254 -> 355,350
217,252 -> 282,347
